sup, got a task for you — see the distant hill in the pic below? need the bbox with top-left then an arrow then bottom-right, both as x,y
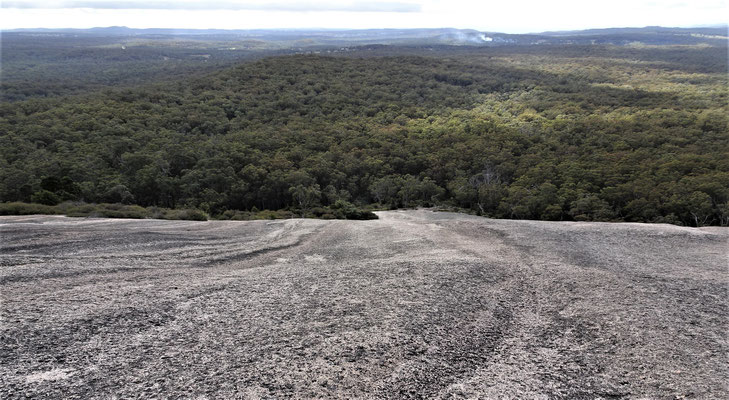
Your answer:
537,25 -> 729,45
4,25 -> 727,47
540,25 -> 728,36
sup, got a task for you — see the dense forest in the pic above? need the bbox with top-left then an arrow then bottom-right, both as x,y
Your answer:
0,34 -> 290,102
1,39 -> 727,225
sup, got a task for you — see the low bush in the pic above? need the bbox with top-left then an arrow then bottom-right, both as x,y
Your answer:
167,209 -> 209,221
0,201 -> 380,222
331,200 -> 379,220
253,209 -> 295,220
0,201 -> 209,221
0,202 -> 60,215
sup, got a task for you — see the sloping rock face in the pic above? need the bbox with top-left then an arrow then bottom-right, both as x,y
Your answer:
1,211 -> 727,399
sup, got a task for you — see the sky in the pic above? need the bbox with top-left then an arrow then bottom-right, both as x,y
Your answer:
1,0 -> 727,33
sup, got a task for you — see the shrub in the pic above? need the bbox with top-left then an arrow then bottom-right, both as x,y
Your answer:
0,201 -> 210,221
331,200 -> 379,220
0,202 -> 58,215
30,190 -> 62,206
95,204 -> 147,219
173,209 -> 209,221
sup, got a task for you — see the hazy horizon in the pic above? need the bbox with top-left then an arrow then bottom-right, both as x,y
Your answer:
2,0 -> 727,33
4,23 -> 728,34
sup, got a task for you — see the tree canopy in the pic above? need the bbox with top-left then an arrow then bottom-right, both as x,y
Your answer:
1,44 -> 727,225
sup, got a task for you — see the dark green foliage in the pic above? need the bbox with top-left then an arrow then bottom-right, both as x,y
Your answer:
290,184 -> 322,217
330,200 -> 379,220
30,190 -> 62,206
1,44 -> 727,225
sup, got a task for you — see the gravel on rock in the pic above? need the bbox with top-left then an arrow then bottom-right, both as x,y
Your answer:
1,210 -> 727,399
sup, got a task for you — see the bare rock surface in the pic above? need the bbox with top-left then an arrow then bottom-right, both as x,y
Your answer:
1,210 -> 727,399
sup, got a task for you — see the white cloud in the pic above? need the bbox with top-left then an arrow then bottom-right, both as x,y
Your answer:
3,0 -> 422,12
